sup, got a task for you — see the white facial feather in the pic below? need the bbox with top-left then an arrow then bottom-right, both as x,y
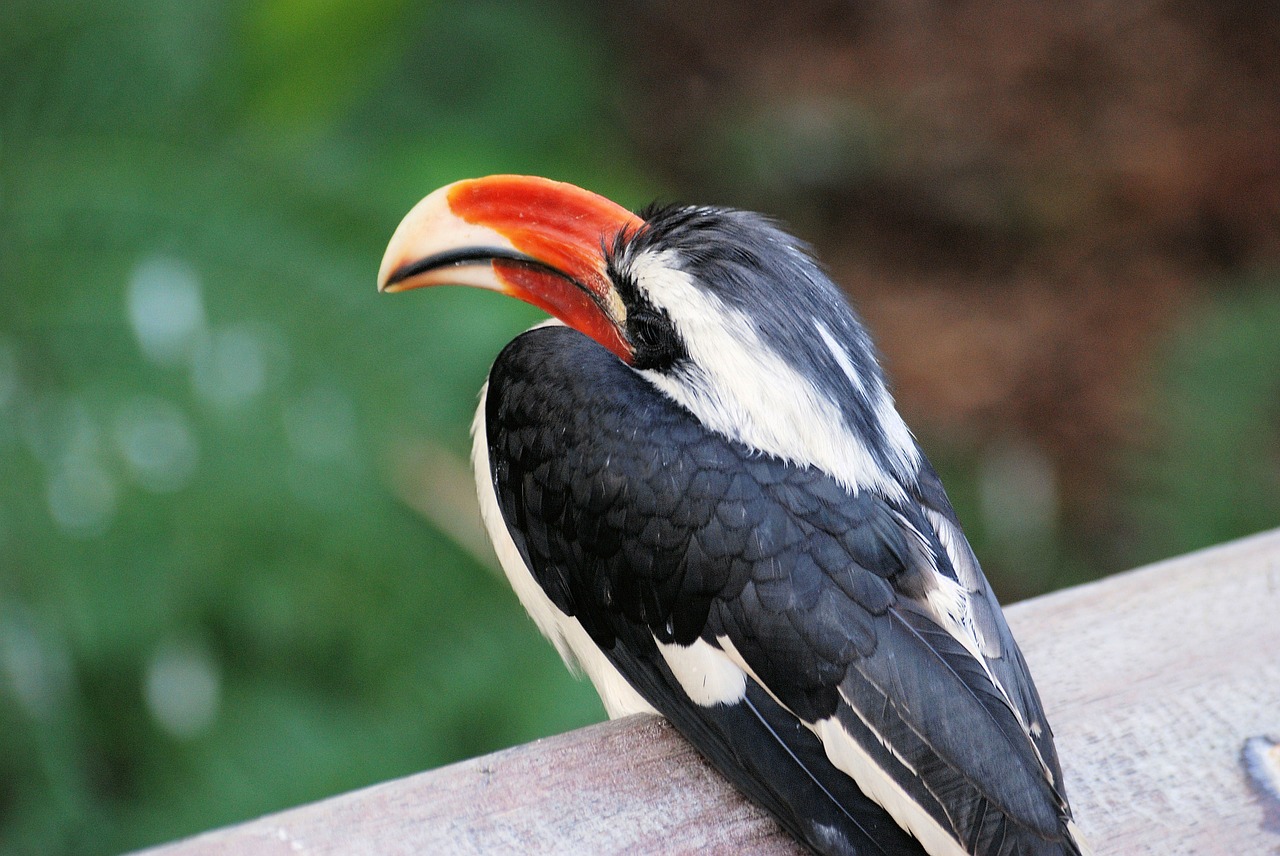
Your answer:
626,250 -> 910,500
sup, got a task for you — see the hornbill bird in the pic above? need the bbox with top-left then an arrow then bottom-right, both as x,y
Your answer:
378,175 -> 1089,856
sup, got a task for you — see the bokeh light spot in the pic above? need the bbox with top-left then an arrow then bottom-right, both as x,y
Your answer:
979,437 -> 1058,546
126,256 -> 208,367
21,392 -> 96,466
0,603 -> 73,721
46,457 -> 118,538
144,637 -> 221,740
114,396 -> 199,493
191,324 -> 271,410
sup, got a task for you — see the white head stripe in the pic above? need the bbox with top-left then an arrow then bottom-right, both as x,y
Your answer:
627,249 -> 915,497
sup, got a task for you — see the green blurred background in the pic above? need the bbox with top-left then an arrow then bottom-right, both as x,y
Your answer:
2,1 -> 1277,853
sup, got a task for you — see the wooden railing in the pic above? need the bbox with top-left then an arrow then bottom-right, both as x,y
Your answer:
137,529 -> 1280,855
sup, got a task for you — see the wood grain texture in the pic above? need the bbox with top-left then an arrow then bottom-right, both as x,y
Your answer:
136,529 -> 1280,856
1008,527 -> 1280,856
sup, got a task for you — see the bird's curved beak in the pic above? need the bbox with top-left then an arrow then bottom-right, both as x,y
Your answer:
377,174 -> 643,363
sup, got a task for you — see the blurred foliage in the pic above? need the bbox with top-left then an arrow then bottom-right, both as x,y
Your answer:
0,1 -> 647,852
1,1 -> 1277,854
1130,281 -> 1280,560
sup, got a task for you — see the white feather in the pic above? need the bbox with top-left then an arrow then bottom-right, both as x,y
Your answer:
815,322 -> 868,396
917,507 -> 1065,790
815,711 -> 968,856
653,637 -> 747,707
627,250 -> 908,500
714,636 -> 967,854
814,320 -> 921,481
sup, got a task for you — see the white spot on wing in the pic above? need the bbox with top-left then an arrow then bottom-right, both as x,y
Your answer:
922,510 -> 978,592
654,637 -> 747,707
891,508 -> 993,668
916,507 -> 1062,789
923,574 -> 986,663
921,508 -> 1001,661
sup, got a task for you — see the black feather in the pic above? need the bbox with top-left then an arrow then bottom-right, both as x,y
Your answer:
485,325 -> 1080,855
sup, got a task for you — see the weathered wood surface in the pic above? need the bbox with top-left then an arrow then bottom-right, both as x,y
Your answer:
138,529 -> 1280,856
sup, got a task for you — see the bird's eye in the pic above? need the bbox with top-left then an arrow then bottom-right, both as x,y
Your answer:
629,310 -> 664,349
627,308 -> 683,372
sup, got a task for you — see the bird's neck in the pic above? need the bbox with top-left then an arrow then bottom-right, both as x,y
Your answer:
638,350 -> 918,501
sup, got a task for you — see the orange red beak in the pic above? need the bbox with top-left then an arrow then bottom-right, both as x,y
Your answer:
377,175 -> 644,363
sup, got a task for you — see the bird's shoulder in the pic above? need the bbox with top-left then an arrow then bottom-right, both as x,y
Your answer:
485,325 -> 910,640
486,325 -> 963,646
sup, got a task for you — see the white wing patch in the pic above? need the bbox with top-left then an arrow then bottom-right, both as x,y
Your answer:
923,510 -> 987,612
917,507 -> 1062,787
923,575 -> 988,665
890,509 -> 993,669
715,636 -> 965,854
653,637 -> 747,707
814,714 -> 968,856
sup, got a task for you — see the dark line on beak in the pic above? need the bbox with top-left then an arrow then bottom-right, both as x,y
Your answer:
383,247 -> 622,334
384,246 -> 556,289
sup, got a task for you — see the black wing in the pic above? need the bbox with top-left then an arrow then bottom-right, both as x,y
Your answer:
485,325 -> 1080,856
